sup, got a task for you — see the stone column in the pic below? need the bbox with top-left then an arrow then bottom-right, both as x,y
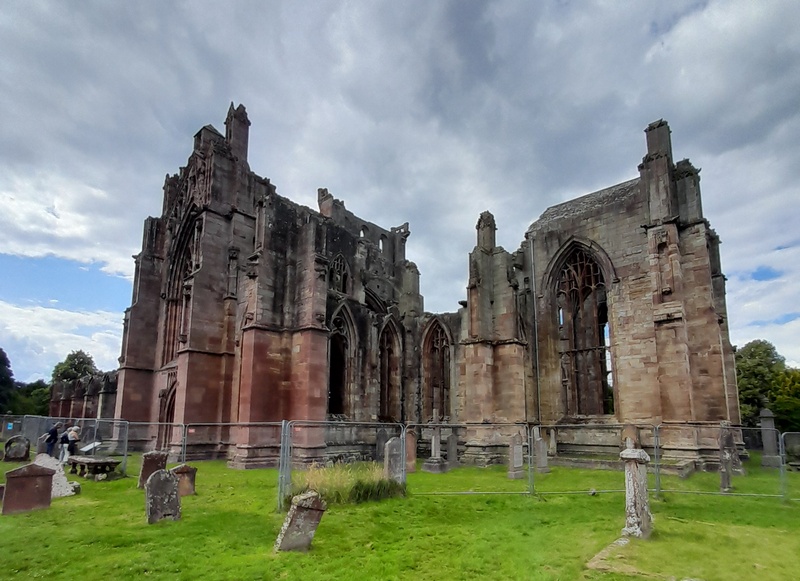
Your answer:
759,409 -> 782,468
620,447 -> 653,539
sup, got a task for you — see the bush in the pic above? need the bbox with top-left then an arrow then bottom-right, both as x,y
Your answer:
289,461 -> 406,506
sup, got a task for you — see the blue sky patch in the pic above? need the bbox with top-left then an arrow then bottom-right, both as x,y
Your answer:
750,266 -> 782,281
749,312 -> 800,327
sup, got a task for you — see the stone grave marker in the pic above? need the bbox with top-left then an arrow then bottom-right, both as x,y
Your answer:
405,430 -> 417,473
507,434 -> 525,479
620,424 -> 640,450
138,450 -> 169,489
759,409 -> 782,468
33,453 -> 76,498
446,432 -> 459,469
145,469 -> 181,524
274,490 -> 328,552
422,425 -> 447,473
170,463 -> 197,497
620,439 -> 652,538
375,428 -> 388,462
36,434 -> 48,455
719,423 -> 741,492
3,435 -> 31,462
2,463 -> 55,515
383,437 -> 403,483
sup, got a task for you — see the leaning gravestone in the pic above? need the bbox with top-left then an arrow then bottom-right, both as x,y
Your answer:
375,428 -> 389,462
2,463 -> 55,515
170,464 -> 197,497
405,430 -> 417,473
620,440 -> 652,538
33,453 -> 76,498
507,434 -> 525,479
145,469 -> 181,524
383,437 -> 403,484
3,435 -> 31,462
274,490 -> 328,552
138,450 -> 169,489
447,432 -> 459,469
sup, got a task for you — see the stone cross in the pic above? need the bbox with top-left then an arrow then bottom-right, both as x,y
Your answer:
383,437 -> 403,483
33,453 -> 76,498
274,491 -> 328,552
138,450 -> 169,489
2,463 -> 55,515
759,409 -> 782,468
507,434 -> 525,479
446,432 -> 459,468
422,419 -> 448,473
620,447 -> 653,538
405,430 -> 417,473
170,463 -> 197,497
145,469 -> 181,524
3,435 -> 31,462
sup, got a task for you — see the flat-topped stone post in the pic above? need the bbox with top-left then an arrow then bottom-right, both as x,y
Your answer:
620,442 -> 653,539
138,450 -> 169,489
507,434 -> 525,479
533,427 -> 550,474
759,409 -> 782,468
274,491 -> 328,552
446,432 -> 459,469
383,437 -> 403,483
2,463 -> 55,515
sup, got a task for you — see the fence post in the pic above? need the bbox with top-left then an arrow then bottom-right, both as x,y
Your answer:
181,424 -> 188,463
527,425 -> 535,495
277,420 -> 290,512
400,423 -> 407,485
780,431 -> 788,503
120,421 -> 129,476
653,425 -> 661,499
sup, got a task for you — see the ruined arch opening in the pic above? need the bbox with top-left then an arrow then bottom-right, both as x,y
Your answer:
556,247 -> 614,416
423,320 -> 451,422
328,334 -> 347,416
379,324 -> 401,421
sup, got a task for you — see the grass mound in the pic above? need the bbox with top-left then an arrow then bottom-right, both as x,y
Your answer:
290,461 -> 406,505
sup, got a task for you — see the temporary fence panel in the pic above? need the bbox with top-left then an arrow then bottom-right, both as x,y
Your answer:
782,431 -> 800,501
185,422 -> 283,468
123,422 -> 185,477
279,420 -> 404,511
1,415 -> 24,443
404,423 -> 530,496
528,423 -> 656,496
655,424 -> 784,498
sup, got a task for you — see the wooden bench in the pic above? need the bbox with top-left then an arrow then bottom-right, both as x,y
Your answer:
67,455 -> 121,479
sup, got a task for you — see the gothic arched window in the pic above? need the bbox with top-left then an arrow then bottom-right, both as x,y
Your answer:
379,324 -> 401,421
557,248 -> 614,416
423,321 -> 450,422
328,254 -> 349,294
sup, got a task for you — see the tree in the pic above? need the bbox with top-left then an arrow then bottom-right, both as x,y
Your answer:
0,347 -> 15,413
735,339 -> 786,427
8,379 -> 50,416
51,350 -> 99,383
771,368 -> 800,433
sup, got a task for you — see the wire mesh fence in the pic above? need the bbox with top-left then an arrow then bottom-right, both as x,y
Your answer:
1,415 -> 24,443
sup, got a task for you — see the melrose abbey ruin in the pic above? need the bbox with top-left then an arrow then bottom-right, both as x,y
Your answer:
51,104 -> 741,468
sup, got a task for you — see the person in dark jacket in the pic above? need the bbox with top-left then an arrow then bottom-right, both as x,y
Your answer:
44,421 -> 63,456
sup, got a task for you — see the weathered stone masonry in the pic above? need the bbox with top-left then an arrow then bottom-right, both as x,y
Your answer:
97,105 -> 738,467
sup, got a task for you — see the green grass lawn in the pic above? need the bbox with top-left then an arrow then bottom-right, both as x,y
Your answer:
1,458 -> 798,580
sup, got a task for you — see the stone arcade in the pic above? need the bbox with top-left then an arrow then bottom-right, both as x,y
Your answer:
90,105 -> 739,468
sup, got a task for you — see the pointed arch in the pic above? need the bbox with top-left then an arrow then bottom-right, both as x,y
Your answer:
547,240 -> 615,417
378,317 -> 403,421
421,317 -> 453,422
328,253 -> 351,295
543,236 -> 617,292
328,302 -> 357,417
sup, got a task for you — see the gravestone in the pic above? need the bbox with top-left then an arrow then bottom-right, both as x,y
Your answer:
532,427 -> 550,474
375,428 -> 389,462
547,428 -> 558,456
620,440 -> 652,538
36,434 -> 48,455
2,463 -> 55,515
507,434 -> 525,479
405,430 -> 417,473
170,464 -> 197,497
446,433 -> 459,469
274,490 -> 328,552
383,437 -> 403,483
145,469 -> 181,524
422,426 -> 447,473
3,435 -> 31,462
33,453 -> 76,498
138,450 -> 169,489
759,409 -> 782,468
719,423 -> 742,492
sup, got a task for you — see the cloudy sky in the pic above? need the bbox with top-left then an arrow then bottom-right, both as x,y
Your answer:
1,0 -> 798,382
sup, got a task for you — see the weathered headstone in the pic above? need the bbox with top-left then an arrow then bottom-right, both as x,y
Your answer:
3,435 -> 31,462
405,430 -> 417,473
759,409 -> 782,468
620,441 -> 652,538
2,463 -> 55,515
170,463 -> 197,497
534,435 -> 550,474
719,423 -> 741,492
138,450 -> 169,489
422,426 -> 447,473
375,428 -> 389,462
507,434 -> 525,479
446,432 -> 459,468
274,491 -> 328,552
33,453 -> 75,498
36,434 -> 48,455
547,428 -> 558,456
383,437 -> 403,483
144,469 -> 181,524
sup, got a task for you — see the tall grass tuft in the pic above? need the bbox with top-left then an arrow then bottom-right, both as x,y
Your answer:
290,461 -> 406,506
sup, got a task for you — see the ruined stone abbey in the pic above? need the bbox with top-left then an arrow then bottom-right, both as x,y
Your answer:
57,104 -> 740,466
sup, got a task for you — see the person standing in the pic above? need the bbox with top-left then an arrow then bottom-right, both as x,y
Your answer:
64,426 -> 81,463
44,421 -> 63,456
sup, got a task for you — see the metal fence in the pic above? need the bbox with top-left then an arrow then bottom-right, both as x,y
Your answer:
1,415 -> 24,443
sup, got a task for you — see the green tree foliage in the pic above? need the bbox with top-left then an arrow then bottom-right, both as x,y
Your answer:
0,347 -> 15,412
771,368 -> 800,432
8,380 -> 50,416
51,350 -> 99,383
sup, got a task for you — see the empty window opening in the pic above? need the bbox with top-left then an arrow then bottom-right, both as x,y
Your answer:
328,333 -> 347,415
